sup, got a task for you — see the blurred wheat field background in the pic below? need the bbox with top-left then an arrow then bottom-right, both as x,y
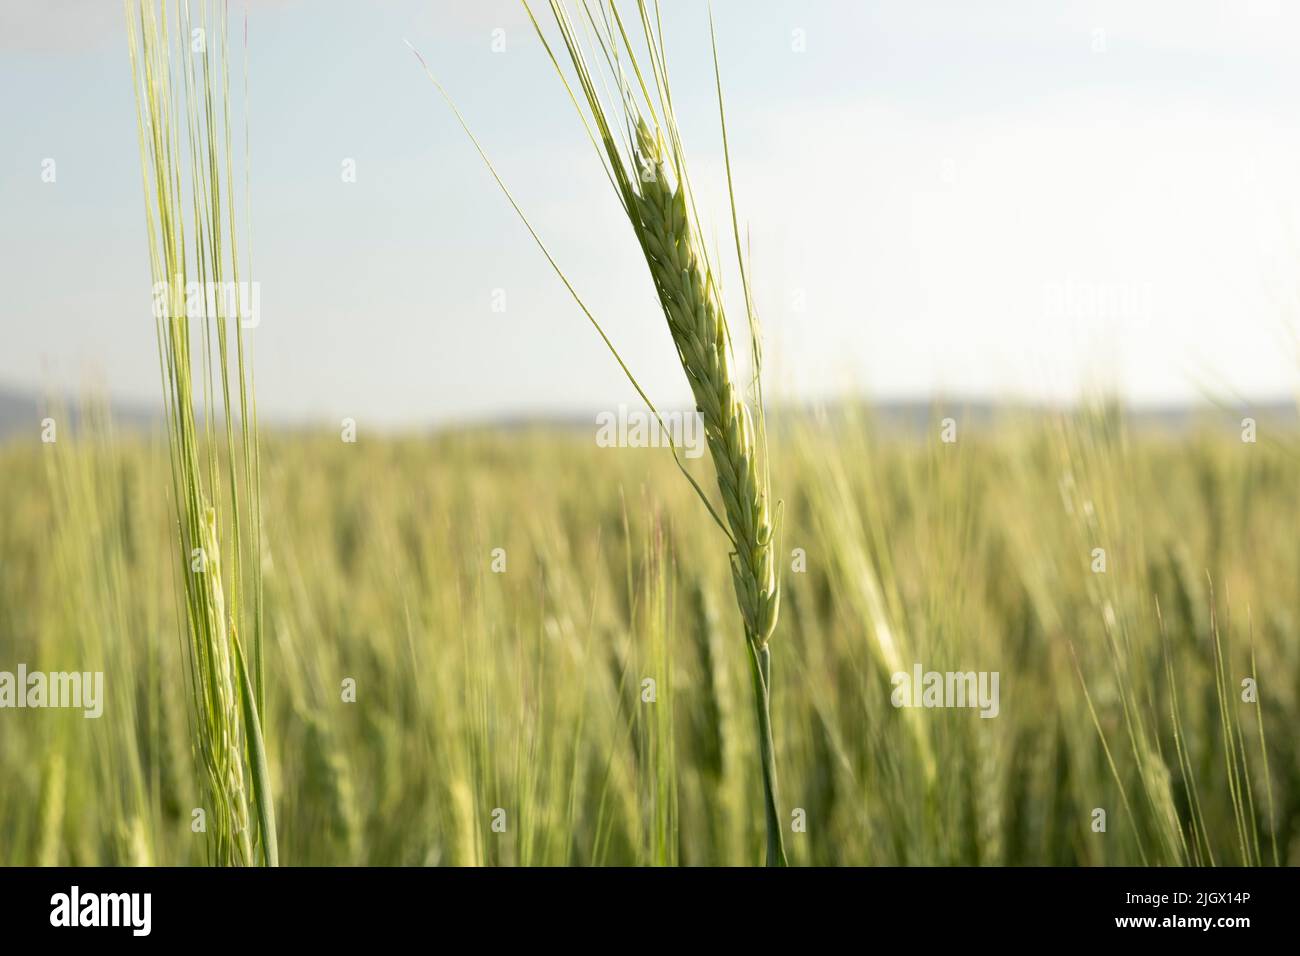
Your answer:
1,403 -> 1294,866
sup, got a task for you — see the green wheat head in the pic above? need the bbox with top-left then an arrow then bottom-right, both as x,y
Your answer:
413,0 -> 788,864
630,117 -> 778,648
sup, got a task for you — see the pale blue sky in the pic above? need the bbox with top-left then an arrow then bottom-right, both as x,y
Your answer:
3,0 -> 1300,425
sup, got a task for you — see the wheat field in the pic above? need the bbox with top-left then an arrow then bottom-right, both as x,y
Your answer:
2,0 -> 1295,872
1,404 -> 1294,866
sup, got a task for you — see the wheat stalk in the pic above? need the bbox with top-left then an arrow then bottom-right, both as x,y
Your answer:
526,0 -> 788,865
629,117 -> 786,865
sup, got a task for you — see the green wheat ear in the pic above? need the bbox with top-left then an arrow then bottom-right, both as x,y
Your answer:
126,0 -> 276,866
414,0 -> 788,865
629,115 -> 778,648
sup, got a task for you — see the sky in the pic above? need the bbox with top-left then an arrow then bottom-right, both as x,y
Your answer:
2,0 -> 1300,426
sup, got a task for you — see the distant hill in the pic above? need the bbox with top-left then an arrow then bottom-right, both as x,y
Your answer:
0,387 -> 40,439
0,385 -> 158,442
0,385 -> 1294,443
